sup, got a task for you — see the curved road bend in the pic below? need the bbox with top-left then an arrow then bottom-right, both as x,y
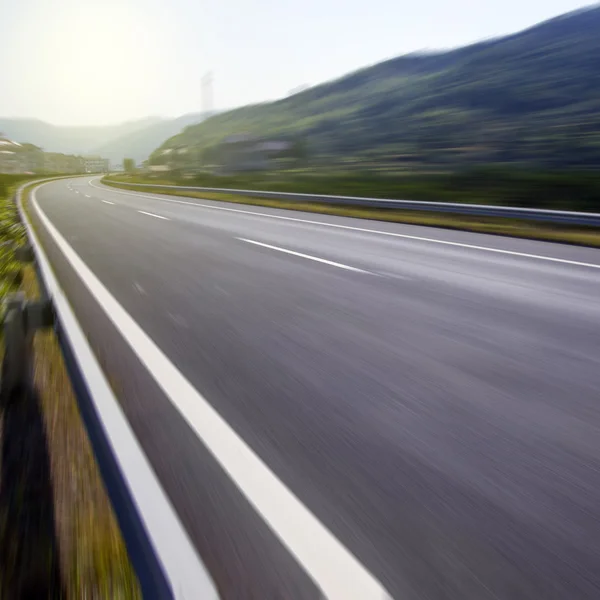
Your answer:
31,177 -> 600,599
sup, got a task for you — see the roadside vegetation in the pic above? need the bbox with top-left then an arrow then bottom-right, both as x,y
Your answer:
0,176 -> 30,299
0,176 -> 139,598
109,167 -> 600,211
104,172 -> 600,247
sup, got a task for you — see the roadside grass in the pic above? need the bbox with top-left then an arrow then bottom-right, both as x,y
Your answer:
0,176 -> 36,302
0,177 -> 140,598
103,176 -> 600,248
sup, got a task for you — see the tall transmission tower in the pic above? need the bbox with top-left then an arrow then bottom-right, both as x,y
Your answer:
202,72 -> 214,116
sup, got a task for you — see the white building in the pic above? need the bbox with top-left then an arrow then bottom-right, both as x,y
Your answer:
83,156 -> 110,173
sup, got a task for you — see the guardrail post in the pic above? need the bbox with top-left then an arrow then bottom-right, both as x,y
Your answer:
1,293 -> 54,398
15,244 -> 34,264
2,293 -> 31,397
1,239 -> 55,398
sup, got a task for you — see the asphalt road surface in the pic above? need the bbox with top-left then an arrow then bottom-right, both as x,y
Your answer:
31,177 -> 600,599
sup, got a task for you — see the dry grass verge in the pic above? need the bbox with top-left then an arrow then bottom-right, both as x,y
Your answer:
20,266 -> 139,599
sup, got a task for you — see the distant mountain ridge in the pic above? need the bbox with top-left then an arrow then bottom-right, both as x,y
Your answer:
152,6 -> 600,169
0,113 -> 209,164
91,113 -> 209,164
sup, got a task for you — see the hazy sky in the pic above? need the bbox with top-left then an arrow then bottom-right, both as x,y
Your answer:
0,0 -> 594,126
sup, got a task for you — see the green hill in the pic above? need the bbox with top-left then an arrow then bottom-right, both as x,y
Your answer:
152,6 -> 600,170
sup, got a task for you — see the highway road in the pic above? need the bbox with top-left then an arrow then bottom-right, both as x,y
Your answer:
31,176 -> 600,599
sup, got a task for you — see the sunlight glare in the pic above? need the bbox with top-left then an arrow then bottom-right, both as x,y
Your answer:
35,2 -> 166,124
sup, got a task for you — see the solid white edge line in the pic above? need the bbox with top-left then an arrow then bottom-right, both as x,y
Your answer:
25,183 -> 219,600
239,238 -> 370,273
90,178 -> 600,271
138,210 -> 169,220
38,182 -> 391,599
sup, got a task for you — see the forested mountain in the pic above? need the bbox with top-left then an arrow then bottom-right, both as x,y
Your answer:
152,6 -> 600,169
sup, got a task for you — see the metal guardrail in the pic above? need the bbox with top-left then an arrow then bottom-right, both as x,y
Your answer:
105,179 -> 600,227
5,178 -> 219,599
